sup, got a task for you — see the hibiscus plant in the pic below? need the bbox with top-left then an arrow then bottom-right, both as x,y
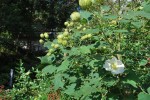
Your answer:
6,0 -> 150,99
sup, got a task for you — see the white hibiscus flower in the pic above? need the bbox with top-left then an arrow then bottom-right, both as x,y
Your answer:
103,57 -> 125,74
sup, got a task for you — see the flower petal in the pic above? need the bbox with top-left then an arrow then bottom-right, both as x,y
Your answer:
103,60 -> 111,71
110,57 -> 117,63
117,60 -> 123,65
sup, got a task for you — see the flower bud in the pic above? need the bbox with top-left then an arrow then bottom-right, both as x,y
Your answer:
83,27 -> 86,31
70,12 -> 80,21
46,52 -> 51,56
49,49 -> 54,53
64,21 -> 69,26
69,22 -> 74,27
79,0 -> 92,9
54,44 -> 59,49
58,39 -> 63,44
63,31 -> 69,36
51,43 -> 55,47
40,33 -> 44,38
57,34 -> 64,39
87,34 -> 92,38
44,32 -> 49,38
39,39 -> 44,44
62,40 -> 67,46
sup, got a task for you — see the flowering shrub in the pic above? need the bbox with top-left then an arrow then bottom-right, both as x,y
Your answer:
39,0 -> 150,99
5,0 -> 150,99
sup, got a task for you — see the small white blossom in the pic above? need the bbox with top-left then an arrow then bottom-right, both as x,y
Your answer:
103,57 -> 125,74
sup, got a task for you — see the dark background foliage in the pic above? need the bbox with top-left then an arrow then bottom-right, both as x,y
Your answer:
0,0 -> 78,85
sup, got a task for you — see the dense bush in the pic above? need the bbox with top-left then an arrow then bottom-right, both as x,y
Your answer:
6,0 -> 150,100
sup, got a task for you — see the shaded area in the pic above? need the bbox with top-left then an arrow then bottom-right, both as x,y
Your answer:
0,0 -> 78,86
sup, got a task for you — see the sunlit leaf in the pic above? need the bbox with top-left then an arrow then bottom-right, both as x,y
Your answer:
104,14 -> 118,19
113,30 -> 128,33
139,59 -> 148,66
44,41 -> 51,49
52,74 -> 64,91
80,10 -> 92,20
138,92 -> 150,100
131,21 -> 143,28
82,28 -> 100,34
38,56 -> 52,64
101,5 -> 110,12
42,65 -> 57,74
57,59 -> 70,72
147,87 -> 150,94
64,83 -> 76,95
123,80 -> 137,88
143,4 -> 150,13
79,46 -> 91,54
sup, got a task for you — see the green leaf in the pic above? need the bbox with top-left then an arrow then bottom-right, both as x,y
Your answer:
143,4 -> 150,13
123,11 -> 137,19
73,29 -> 82,37
119,19 -> 130,23
101,5 -> 110,12
57,59 -> 70,72
103,77 -> 116,87
139,59 -> 148,66
64,83 -> 76,95
136,11 -> 150,19
123,80 -> 137,88
82,28 -> 100,34
47,54 -> 55,62
38,56 -> 52,64
42,65 -> 57,74
104,14 -> 118,20
44,41 -> 51,49
131,21 -> 143,28
69,47 -> 80,56
89,60 -> 99,67
80,84 -> 97,96
80,10 -> 92,20
147,87 -> 150,94
52,74 -> 64,91
113,30 -> 128,33
138,92 -> 150,100
79,46 -> 91,54
69,76 -> 77,83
